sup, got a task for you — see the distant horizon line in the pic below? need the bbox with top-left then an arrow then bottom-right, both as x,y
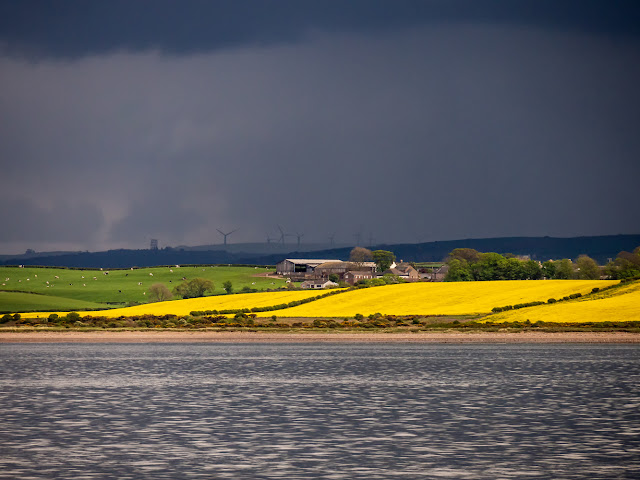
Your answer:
2,233 -> 639,257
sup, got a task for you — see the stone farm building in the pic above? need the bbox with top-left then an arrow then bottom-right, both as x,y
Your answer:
276,258 -> 378,285
344,270 -> 376,284
314,261 -> 377,279
383,262 -> 420,281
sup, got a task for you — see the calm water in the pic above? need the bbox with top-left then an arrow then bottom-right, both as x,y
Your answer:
0,343 -> 639,479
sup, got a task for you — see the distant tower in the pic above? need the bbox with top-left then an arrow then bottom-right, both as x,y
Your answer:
150,238 -> 158,250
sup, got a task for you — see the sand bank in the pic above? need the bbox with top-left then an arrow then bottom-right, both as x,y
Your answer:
0,330 -> 639,343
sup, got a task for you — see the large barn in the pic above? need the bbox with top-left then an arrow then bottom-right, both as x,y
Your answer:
275,259 -> 341,277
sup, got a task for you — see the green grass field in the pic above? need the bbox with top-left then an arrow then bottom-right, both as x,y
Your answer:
0,291 -> 106,313
0,265 -> 285,312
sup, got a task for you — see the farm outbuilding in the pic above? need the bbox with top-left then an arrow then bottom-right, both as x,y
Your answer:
276,259 -> 341,277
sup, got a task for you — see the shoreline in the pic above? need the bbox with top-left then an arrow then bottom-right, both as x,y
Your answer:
1,330 -> 639,343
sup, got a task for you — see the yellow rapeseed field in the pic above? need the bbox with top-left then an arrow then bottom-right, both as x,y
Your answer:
271,280 -> 617,317
486,281 -> 640,323
21,290 -> 324,319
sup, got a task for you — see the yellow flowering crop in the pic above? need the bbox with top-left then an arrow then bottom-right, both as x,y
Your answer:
486,281 -> 640,323
271,280 -> 618,317
22,290 -> 324,319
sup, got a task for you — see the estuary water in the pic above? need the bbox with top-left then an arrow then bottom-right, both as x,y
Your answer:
0,343 -> 639,479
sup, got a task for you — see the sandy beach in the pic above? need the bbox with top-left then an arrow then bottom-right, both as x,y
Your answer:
0,330 -> 639,343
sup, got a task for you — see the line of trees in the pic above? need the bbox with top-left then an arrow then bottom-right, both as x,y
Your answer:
349,247 -> 396,271
443,248 -> 609,281
605,247 -> 640,279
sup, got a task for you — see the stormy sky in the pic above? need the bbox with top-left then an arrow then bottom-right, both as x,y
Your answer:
1,1 -> 639,254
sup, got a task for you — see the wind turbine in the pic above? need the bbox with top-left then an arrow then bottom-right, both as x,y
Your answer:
294,232 -> 304,248
217,228 -> 238,246
277,225 -> 287,245
328,233 -> 336,247
354,231 -> 362,246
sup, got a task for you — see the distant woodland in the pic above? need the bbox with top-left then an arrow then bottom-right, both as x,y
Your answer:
1,235 -> 639,269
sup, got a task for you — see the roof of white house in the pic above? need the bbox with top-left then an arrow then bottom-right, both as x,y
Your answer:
301,279 -> 338,286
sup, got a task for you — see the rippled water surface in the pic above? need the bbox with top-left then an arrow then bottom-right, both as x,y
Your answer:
1,343 -> 639,479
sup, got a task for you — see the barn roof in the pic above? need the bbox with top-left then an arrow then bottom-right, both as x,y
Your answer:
281,259 -> 341,265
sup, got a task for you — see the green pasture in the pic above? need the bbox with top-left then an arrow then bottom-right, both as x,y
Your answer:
0,265 -> 284,310
0,291 -> 107,313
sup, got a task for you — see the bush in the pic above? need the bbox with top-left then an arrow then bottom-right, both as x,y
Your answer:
1,314 -> 13,323
547,298 -> 557,304
149,283 -> 173,302
173,278 -> 214,299
354,313 -> 364,320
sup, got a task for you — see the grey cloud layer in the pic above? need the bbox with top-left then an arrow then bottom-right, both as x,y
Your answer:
1,25 -> 639,252
2,1 -> 639,58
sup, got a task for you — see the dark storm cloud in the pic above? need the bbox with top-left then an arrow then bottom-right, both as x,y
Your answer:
1,3 -> 639,253
1,1 -> 639,58
109,197 -> 207,244
0,196 -> 103,245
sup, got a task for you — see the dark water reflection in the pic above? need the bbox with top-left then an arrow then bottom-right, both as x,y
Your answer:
0,343 -> 639,479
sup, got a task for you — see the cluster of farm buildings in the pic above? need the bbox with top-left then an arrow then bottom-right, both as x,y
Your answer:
275,258 -> 448,289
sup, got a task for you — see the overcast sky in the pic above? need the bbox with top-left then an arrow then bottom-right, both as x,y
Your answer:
1,1 -> 639,254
